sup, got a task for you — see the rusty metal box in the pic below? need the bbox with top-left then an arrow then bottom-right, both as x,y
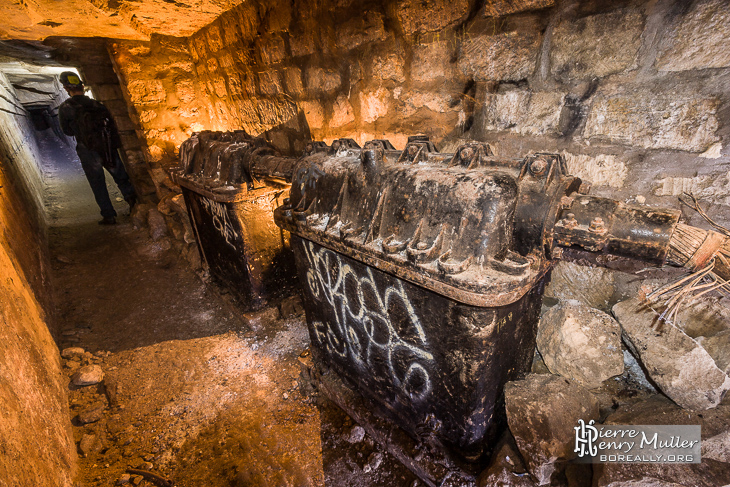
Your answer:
275,139 -> 579,459
175,131 -> 296,307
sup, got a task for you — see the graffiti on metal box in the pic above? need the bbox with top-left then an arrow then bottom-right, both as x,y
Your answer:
200,197 -> 239,249
302,241 -> 434,400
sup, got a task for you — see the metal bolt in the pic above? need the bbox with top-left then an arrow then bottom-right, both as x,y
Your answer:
589,216 -> 606,233
460,147 -> 474,161
530,158 -> 548,176
561,213 -> 578,229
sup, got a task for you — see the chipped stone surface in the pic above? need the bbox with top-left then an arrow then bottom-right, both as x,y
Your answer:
258,70 -> 283,96
330,96 -> 355,128
702,430 -> 730,463
652,172 -> 730,205
697,331 -> 730,375
544,260 -> 616,310
505,374 -> 600,485
674,296 -> 730,338
613,297 -> 730,410
399,90 -> 455,118
336,11 -> 387,51
256,35 -> 287,65
458,31 -> 541,81
359,88 -> 390,124
299,100 -> 325,130
305,68 -> 341,94
127,80 -> 166,106
584,92 -> 720,152
370,51 -> 406,83
656,0 -> 730,71
282,68 -> 305,97
537,302 -> 624,389
411,41 -> 453,83
551,9 -> 644,79
483,0 -> 554,17
482,89 -> 565,135
396,0 -> 469,35
561,151 -> 628,188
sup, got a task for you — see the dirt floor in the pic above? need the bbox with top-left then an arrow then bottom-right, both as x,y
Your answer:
37,129 -> 419,487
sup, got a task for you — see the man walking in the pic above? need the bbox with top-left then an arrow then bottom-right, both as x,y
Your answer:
58,71 -> 137,225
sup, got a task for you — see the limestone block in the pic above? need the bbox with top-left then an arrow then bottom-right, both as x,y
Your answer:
482,89 -> 565,136
656,0 -> 730,71
584,92 -> 720,152
483,0 -> 554,17
206,24 -> 224,52
613,297 -> 730,410
359,88 -> 390,124
537,302 -> 623,389
331,95 -> 355,128
458,31 -> 541,81
217,54 -> 234,69
336,11 -> 386,51
290,28 -> 318,57
505,374 -> 600,485
696,330 -> 730,375
175,80 -> 196,104
256,35 -> 287,65
561,151 -> 628,189
305,67 -> 341,94
550,9 -> 644,79
258,70 -> 283,96
702,430 -> 730,463
127,79 -> 166,106
412,41 -> 453,83
396,0 -> 470,35
370,51 -> 406,83
399,90 -> 455,118
212,77 -> 228,98
299,100 -> 325,130
283,67 -> 305,97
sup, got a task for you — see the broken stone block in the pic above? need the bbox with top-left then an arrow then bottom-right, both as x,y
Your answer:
481,89 -> 566,136
583,91 -> 720,152
702,430 -> 730,463
477,432 -> 536,487
505,374 -> 600,485
396,0 -> 469,35
656,0 -> 730,72
613,297 -> 730,410
72,364 -> 104,386
696,330 -> 730,374
147,209 -> 168,241
550,9 -> 644,79
458,31 -> 541,82
537,302 -> 624,389
544,260 -> 616,310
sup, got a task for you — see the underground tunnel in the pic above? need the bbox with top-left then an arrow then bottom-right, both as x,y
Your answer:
1,0 -> 730,486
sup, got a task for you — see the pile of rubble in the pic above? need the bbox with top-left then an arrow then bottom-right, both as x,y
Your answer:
483,261 -> 730,486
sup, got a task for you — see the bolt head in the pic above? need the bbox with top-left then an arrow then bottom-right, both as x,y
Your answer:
530,158 -> 548,176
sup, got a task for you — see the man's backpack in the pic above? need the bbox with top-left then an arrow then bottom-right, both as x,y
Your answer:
75,98 -> 117,170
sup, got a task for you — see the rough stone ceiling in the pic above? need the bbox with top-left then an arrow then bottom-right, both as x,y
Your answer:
0,0 -> 243,40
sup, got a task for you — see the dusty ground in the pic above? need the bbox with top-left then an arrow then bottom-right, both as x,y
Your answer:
38,128 -> 418,487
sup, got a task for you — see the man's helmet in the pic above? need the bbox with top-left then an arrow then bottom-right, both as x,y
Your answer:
59,71 -> 83,88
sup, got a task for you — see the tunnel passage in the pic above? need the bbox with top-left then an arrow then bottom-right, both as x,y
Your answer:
1,0 -> 730,486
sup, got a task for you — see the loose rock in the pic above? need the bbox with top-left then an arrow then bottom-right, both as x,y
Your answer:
116,474 -> 131,485
613,297 -> 730,410
505,374 -> 600,485
72,364 -> 105,386
478,433 -> 535,487
147,208 -> 168,241
278,294 -> 304,318
79,433 -> 102,456
544,261 -> 615,310
78,403 -> 105,424
696,330 -> 730,374
242,307 -> 280,332
348,425 -> 366,444
61,347 -> 85,359
537,302 -> 623,389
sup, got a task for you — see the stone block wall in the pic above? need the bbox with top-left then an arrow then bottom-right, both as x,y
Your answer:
0,72 -> 77,487
113,0 -> 730,228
